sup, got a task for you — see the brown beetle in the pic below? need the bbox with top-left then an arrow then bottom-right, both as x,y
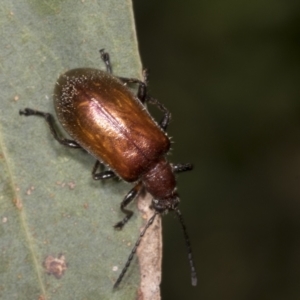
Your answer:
20,49 -> 197,288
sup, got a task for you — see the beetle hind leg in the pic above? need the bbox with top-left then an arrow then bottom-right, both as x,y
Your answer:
147,96 -> 171,131
114,182 -> 143,230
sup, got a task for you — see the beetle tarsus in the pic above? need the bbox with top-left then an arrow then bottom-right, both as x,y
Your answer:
114,182 -> 143,229
99,49 -> 112,74
173,163 -> 193,173
19,108 -> 81,149
19,108 -> 35,116
114,208 -> 133,230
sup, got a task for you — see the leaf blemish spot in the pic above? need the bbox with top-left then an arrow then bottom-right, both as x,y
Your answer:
112,266 -> 118,272
43,254 -> 67,279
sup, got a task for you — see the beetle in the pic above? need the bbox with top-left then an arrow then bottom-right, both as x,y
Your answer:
19,49 -> 197,288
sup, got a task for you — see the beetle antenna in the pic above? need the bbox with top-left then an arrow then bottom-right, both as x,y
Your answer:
175,209 -> 198,286
113,211 -> 159,289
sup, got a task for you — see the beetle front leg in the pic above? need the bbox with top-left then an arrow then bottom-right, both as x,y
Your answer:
19,108 -> 81,148
92,160 -> 117,180
114,182 -> 143,230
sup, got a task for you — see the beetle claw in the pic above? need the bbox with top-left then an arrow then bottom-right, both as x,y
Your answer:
114,222 -> 124,230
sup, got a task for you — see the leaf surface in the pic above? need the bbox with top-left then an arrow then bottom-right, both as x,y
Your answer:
0,1 -> 158,299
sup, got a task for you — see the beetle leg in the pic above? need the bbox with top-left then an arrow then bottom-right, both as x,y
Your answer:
99,49 -> 112,74
93,170 -> 116,180
117,67 -> 149,103
99,50 -> 170,129
114,182 -> 143,230
173,163 -> 193,173
92,160 -> 117,180
117,76 -> 148,104
120,70 -> 171,131
19,108 -> 81,148
100,48 -> 149,103
137,71 -> 148,103
147,96 -> 171,131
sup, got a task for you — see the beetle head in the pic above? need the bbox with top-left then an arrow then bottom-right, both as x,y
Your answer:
151,193 -> 180,213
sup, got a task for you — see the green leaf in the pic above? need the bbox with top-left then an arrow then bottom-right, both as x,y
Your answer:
0,1 -> 161,299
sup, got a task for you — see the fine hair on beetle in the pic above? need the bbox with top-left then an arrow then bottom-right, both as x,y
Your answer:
19,49 -> 197,288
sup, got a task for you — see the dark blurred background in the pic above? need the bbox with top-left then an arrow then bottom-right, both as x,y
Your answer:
133,1 -> 300,299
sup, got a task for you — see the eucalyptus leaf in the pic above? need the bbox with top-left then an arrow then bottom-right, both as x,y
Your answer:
0,1 -> 161,299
